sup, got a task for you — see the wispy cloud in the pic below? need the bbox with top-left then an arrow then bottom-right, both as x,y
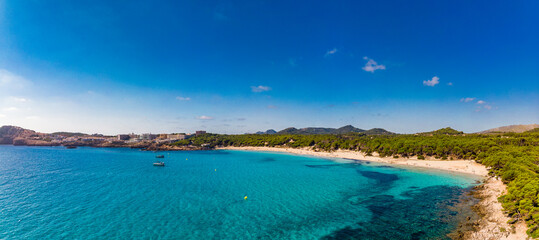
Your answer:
25,116 -> 39,120
2,107 -> 18,112
447,82 -> 453,86
267,105 -> 277,109
8,97 -> 29,102
196,115 -> 214,120
251,85 -> 271,93
176,96 -> 191,101
423,76 -> 440,87
325,48 -> 338,57
362,57 -> 386,73
0,69 -> 29,88
460,97 -> 476,103
473,100 -> 496,112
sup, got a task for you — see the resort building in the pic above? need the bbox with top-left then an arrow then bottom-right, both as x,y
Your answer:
195,131 -> 206,136
140,133 -> 158,141
117,134 -> 130,141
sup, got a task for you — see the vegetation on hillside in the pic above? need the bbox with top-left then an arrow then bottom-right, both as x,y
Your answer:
172,130 -> 539,237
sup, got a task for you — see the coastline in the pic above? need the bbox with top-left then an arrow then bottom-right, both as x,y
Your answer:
216,146 -> 529,240
216,146 -> 488,176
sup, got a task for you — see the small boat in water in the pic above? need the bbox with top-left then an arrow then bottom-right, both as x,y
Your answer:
153,161 -> 165,167
66,146 -> 77,149
156,155 -> 165,158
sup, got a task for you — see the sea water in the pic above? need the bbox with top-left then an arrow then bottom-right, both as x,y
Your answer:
0,146 -> 481,239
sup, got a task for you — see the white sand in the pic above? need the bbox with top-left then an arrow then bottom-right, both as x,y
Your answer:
217,146 -> 488,176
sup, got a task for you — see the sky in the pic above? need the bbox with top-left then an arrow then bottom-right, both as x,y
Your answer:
0,0 -> 538,134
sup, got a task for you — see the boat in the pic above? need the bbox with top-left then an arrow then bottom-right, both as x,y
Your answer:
153,161 -> 165,167
156,155 -> 164,158
66,146 -> 77,149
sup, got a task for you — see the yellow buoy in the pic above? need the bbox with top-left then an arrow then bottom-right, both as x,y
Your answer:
244,196 -> 248,200
186,158 -> 188,160
215,169 -> 217,171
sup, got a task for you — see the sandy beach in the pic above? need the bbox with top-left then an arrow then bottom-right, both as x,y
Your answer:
217,146 -> 489,176
216,146 -> 529,240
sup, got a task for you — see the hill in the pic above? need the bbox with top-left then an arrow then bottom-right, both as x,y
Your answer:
525,128 -> 539,133
275,125 -> 393,135
419,127 -> 464,136
0,125 -> 41,144
480,124 -> 539,133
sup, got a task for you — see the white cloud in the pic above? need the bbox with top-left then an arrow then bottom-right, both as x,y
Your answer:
423,76 -> 440,87
362,57 -> 386,73
8,97 -> 29,102
267,105 -> 277,109
0,114 -> 5,118
460,97 -> 475,103
484,105 -> 492,110
176,96 -> 191,101
25,116 -> 39,120
196,115 -> 214,120
325,48 -> 338,57
447,82 -> 453,86
477,100 -> 486,104
2,107 -> 18,112
251,85 -> 271,93
0,69 -> 29,88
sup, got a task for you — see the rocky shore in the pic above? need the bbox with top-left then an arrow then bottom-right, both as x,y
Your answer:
461,177 -> 530,240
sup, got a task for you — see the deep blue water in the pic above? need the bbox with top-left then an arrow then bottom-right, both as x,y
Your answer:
0,146 -> 480,239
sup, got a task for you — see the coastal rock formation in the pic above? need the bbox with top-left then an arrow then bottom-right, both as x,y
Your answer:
465,177 -> 530,240
0,126 -> 41,144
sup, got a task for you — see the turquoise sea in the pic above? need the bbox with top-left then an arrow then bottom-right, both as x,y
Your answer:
0,146 -> 481,239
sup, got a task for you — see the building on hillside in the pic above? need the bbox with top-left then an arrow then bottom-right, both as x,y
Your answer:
117,134 -> 130,141
167,134 -> 186,140
140,133 -> 158,141
195,131 -> 206,136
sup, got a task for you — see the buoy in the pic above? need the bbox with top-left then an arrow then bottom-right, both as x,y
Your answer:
215,169 -> 217,171
244,196 -> 248,200
186,158 -> 188,160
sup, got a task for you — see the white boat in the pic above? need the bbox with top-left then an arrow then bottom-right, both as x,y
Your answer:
153,161 -> 165,167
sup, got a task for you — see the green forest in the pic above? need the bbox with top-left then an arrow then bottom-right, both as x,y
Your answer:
171,128 -> 539,237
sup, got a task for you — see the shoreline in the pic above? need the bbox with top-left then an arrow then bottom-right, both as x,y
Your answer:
216,146 -> 489,176
216,146 -> 529,240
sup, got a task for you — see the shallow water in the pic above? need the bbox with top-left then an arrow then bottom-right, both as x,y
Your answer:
0,146 -> 480,239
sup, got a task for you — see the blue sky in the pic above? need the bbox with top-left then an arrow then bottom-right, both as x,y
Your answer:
0,0 -> 537,134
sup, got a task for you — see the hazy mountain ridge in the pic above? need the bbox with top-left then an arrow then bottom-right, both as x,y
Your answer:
270,125 -> 393,135
479,124 -> 539,133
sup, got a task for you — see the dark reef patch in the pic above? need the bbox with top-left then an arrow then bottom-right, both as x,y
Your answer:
259,157 -> 276,162
357,170 -> 399,185
323,185 -> 478,240
305,164 -> 342,168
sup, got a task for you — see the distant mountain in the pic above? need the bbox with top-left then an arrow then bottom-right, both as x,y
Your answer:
255,129 -> 277,135
480,124 -> 539,133
363,128 -> 395,135
275,125 -> 393,135
419,127 -> 464,136
334,125 -> 365,134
